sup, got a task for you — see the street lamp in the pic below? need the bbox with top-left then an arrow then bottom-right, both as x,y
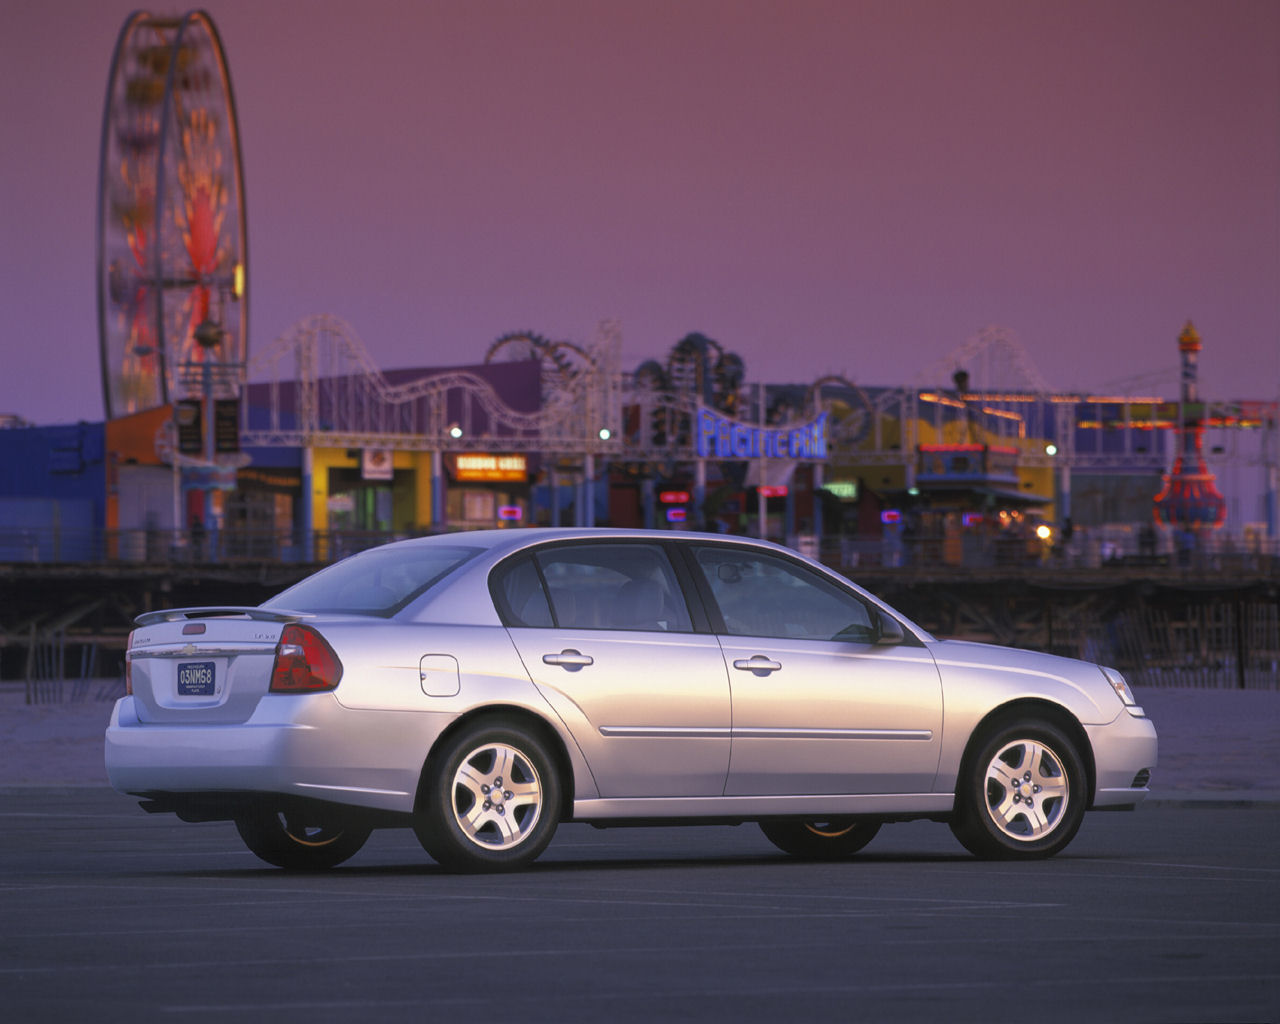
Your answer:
191,319 -> 225,557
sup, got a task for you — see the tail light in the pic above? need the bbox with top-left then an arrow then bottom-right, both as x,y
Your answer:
124,629 -> 135,696
270,624 -> 343,693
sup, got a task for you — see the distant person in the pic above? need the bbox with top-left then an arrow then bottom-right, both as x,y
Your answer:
1139,523 -> 1156,560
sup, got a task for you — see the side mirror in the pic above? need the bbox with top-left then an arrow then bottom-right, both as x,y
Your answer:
875,611 -> 905,645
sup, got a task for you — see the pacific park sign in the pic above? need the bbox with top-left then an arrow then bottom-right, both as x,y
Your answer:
695,407 -> 828,461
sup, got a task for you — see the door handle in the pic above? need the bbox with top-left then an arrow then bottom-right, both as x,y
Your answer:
543,648 -> 594,671
733,655 -> 782,675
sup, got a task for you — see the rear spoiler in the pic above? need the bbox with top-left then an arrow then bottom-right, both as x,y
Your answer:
133,607 -> 310,626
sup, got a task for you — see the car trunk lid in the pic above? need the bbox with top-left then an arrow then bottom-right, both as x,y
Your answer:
127,607 -> 303,724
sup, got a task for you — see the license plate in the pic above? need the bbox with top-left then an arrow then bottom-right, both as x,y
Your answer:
177,661 -> 216,697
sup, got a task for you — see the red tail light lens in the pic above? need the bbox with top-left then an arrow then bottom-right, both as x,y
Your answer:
125,629 -> 135,696
269,624 -> 343,693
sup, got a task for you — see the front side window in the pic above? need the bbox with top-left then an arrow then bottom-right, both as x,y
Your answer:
690,545 -> 877,642
493,543 -> 693,632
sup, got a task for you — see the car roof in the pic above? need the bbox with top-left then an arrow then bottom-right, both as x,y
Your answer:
391,526 -> 799,561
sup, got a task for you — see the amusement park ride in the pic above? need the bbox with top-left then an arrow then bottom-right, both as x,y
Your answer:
97,11 -> 247,422
95,12 -> 1277,543
1152,322 -> 1228,535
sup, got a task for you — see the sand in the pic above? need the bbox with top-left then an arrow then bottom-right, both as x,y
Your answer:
2,679 -> 1277,800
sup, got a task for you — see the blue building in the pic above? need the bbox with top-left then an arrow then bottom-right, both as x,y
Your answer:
0,422 -> 105,561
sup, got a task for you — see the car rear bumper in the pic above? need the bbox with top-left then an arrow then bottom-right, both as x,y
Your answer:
105,694 -> 450,815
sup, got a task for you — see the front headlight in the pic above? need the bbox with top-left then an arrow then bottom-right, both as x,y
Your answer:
1101,665 -> 1137,707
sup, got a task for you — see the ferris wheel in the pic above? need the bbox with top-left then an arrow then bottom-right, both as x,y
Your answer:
97,10 -> 247,420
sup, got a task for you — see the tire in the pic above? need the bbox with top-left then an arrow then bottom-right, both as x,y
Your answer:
235,812 -> 371,870
950,717 -> 1087,860
759,819 -> 882,860
415,718 -> 561,873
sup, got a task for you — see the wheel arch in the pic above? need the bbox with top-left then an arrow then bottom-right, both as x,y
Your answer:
413,705 -> 578,821
955,699 -> 1097,808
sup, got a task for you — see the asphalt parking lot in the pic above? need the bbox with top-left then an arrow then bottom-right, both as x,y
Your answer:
1,685 -> 1277,1021
1,791 -> 1277,1023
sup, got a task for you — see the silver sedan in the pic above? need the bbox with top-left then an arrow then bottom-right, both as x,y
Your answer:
106,528 -> 1157,872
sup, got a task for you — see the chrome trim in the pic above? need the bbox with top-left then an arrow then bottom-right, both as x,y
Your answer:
735,727 -> 934,741
543,650 -> 594,667
599,726 -> 933,740
733,657 -> 782,672
129,642 -> 275,659
599,726 -> 730,738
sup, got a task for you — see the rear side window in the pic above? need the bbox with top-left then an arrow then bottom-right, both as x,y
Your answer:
265,544 -> 480,617
492,556 -> 553,627
492,543 -> 693,633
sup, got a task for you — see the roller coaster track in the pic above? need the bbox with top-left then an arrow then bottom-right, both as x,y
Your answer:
240,315 -> 621,453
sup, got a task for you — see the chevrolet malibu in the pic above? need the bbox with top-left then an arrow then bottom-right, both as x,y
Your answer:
106,528 -> 1157,872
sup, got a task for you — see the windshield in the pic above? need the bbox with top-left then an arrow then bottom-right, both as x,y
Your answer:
264,544 -> 481,617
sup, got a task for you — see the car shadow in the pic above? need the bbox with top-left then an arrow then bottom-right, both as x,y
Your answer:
141,846 -> 987,881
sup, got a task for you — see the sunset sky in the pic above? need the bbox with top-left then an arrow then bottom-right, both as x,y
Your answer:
3,0 -> 1277,426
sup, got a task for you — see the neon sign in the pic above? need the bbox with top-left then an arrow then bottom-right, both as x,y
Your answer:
454,453 -> 527,482
821,480 -> 858,500
695,408 -> 828,461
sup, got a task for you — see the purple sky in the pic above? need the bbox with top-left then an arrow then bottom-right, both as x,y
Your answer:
3,0 -> 1277,426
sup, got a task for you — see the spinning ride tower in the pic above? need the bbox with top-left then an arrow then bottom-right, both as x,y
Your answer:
1152,321 -> 1228,535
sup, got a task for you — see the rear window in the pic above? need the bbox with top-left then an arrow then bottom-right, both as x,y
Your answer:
264,544 -> 481,617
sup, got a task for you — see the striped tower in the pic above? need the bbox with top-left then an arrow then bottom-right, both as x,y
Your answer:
1153,321 -> 1227,535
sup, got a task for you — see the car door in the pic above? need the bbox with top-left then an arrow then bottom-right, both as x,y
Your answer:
496,541 -> 731,799
686,542 -> 943,797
